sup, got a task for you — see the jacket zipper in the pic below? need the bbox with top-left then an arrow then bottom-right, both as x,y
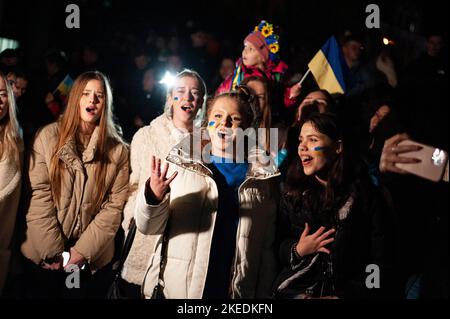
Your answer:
67,165 -> 88,243
228,172 -> 281,298
227,176 -> 253,298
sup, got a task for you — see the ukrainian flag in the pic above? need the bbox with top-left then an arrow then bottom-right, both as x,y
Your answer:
308,36 -> 348,94
54,74 -> 74,97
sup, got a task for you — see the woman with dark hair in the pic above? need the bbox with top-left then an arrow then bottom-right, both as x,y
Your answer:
273,112 -> 392,299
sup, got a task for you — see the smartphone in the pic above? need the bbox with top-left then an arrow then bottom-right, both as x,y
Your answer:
395,139 -> 448,182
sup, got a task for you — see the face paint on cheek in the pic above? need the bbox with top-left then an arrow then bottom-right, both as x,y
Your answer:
309,146 -> 327,157
207,121 -> 216,133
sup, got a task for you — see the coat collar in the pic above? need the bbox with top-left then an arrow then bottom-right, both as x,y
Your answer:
166,132 -> 280,180
56,126 -> 100,170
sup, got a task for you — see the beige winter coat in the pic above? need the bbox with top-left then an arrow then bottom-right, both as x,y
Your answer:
135,135 -> 280,299
20,123 -> 129,270
0,154 -> 22,294
121,114 -> 188,285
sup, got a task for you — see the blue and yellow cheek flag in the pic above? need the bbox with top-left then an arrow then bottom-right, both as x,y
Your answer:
308,36 -> 348,94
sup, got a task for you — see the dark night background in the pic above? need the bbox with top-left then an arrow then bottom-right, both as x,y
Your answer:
0,0 -> 448,302
0,0 -> 447,70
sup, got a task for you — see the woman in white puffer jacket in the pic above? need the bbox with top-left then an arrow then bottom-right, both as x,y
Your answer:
135,86 -> 280,299
119,70 -> 207,297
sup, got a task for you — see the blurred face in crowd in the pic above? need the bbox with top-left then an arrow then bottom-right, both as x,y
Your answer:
168,55 -> 183,73
342,40 -> 363,65
12,77 -> 28,99
0,77 -> 9,121
242,41 -> 264,68
83,48 -> 98,66
168,36 -> 180,53
142,69 -> 155,92
426,35 -> 443,57
219,58 -> 234,80
6,72 -> 16,84
0,56 -> 18,67
155,37 -> 166,51
134,54 -> 150,70
207,96 -> 248,158
191,31 -> 208,48
297,91 -> 330,122
246,80 -> 267,113
46,61 -> 59,77
79,79 -> 105,127
298,121 -> 341,179
169,76 -> 203,129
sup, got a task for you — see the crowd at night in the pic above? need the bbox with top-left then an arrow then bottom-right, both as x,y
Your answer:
0,0 -> 447,301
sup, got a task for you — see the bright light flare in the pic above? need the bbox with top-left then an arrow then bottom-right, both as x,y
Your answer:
159,71 -> 176,87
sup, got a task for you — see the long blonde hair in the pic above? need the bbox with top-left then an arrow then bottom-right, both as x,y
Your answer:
0,72 -> 23,164
49,71 -> 125,211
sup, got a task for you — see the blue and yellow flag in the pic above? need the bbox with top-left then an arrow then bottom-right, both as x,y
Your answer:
308,36 -> 348,94
54,74 -> 74,97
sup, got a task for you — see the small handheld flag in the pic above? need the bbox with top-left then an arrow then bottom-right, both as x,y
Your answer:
306,36 -> 349,94
53,74 -> 74,104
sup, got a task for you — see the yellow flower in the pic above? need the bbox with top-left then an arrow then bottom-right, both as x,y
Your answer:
261,25 -> 273,37
269,43 -> 279,53
254,26 -> 259,32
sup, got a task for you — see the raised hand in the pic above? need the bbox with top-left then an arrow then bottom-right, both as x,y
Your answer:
379,133 -> 422,174
146,156 -> 178,203
295,223 -> 335,257
289,83 -> 302,100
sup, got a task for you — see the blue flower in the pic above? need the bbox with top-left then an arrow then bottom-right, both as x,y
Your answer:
269,52 -> 279,61
258,21 -> 267,30
266,35 -> 277,44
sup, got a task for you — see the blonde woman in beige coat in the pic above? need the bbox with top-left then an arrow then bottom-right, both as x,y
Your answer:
0,72 -> 23,295
20,71 -> 129,298
135,86 -> 280,299
119,69 -> 207,297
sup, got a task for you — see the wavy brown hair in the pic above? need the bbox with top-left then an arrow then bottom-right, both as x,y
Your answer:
285,112 -> 362,217
49,71 -> 124,211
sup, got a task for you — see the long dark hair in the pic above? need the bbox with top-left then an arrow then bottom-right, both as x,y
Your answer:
285,112 -> 364,223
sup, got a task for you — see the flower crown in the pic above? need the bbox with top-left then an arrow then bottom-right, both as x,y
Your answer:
253,20 -> 280,61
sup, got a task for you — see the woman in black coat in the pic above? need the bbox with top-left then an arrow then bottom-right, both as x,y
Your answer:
273,112 -> 393,299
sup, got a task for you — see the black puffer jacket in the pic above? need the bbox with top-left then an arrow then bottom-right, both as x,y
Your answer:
273,177 -> 393,299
